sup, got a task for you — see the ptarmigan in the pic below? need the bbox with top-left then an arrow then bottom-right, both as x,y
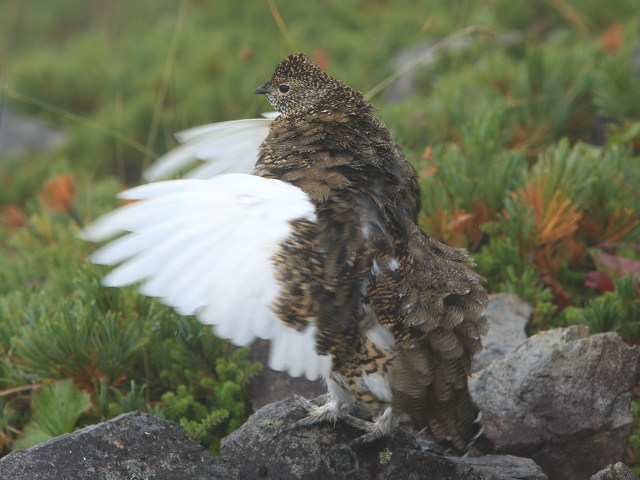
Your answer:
82,53 -> 488,451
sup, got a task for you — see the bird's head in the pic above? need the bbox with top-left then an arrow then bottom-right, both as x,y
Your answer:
255,53 -> 370,117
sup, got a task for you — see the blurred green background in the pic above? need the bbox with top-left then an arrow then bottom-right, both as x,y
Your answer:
1,0 -> 639,468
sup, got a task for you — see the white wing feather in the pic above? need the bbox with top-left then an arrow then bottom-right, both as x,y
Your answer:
81,173 -> 331,380
143,116 -> 275,181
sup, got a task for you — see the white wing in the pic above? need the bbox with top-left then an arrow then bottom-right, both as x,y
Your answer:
81,173 -> 332,380
143,114 -> 276,181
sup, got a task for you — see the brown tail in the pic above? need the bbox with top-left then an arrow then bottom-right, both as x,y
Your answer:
391,334 -> 482,453
390,229 -> 488,453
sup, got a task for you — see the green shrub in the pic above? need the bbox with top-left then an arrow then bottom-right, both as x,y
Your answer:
0,193 -> 260,454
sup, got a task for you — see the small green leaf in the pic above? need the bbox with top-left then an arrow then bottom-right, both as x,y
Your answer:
14,379 -> 91,450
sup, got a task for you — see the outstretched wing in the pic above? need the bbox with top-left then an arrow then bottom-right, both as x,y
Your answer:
81,173 -> 332,380
143,114 -> 276,181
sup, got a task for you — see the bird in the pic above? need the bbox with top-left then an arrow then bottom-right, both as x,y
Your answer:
81,53 -> 488,452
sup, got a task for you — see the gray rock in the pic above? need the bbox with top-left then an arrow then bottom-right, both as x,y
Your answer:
387,42 -> 439,101
385,32 -> 523,101
591,463 -> 640,480
0,411 -> 232,480
244,339 -> 325,410
0,109 -> 66,157
470,325 -> 640,480
0,400 -> 549,480
472,293 -> 532,372
633,32 -> 640,73
386,39 -> 472,101
221,395 -> 548,480
454,455 -> 550,479
3,321 -> 636,479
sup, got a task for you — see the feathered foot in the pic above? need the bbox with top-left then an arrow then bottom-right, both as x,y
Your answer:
346,407 -> 396,446
288,394 -> 344,428
288,395 -> 396,445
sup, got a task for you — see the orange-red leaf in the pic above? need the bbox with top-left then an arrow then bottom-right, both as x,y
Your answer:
421,206 -> 469,248
446,213 -> 474,231
592,251 -> 640,278
2,205 -> 27,228
37,174 -> 76,214
581,206 -> 639,244
237,47 -> 253,60
542,273 -> 573,310
585,271 -> 615,292
419,163 -> 438,180
422,145 -> 433,161
312,49 -> 329,71
600,23 -> 623,53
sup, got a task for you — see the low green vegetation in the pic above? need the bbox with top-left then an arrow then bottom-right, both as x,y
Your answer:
1,0 -> 638,466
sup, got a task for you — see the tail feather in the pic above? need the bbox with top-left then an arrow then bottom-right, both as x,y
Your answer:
386,225 -> 488,453
392,342 -> 481,453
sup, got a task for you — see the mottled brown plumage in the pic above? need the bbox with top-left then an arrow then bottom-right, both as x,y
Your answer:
255,54 -> 488,450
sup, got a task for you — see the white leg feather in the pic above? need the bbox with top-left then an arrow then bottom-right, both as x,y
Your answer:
291,394 -> 343,426
288,386 -> 397,445
347,407 -> 397,445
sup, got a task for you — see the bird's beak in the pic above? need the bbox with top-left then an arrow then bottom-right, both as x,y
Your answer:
255,84 -> 268,95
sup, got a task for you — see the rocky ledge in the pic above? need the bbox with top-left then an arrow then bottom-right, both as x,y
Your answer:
1,318 -> 638,479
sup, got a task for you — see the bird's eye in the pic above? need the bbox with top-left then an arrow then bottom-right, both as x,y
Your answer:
278,84 -> 290,94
